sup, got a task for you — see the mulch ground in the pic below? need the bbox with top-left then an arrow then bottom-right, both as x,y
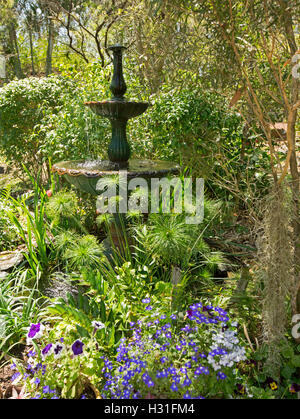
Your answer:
0,364 -> 14,398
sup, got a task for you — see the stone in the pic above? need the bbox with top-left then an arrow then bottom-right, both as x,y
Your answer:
40,273 -> 79,300
0,251 -> 24,271
0,271 -> 8,280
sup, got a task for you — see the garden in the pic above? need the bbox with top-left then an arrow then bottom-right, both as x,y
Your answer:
0,0 -> 299,401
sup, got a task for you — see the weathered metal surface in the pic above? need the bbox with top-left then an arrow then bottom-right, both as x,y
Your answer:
52,159 -> 180,195
85,100 -> 149,120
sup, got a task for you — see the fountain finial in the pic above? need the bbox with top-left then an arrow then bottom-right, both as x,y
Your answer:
109,44 -> 127,101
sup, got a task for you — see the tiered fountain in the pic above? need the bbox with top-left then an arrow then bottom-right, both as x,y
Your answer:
52,45 -> 180,243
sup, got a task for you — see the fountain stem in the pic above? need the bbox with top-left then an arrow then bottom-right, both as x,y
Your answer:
109,45 -> 127,100
108,118 -> 130,163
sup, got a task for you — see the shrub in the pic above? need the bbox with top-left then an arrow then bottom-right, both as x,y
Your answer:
0,75 -> 107,180
130,87 -> 243,175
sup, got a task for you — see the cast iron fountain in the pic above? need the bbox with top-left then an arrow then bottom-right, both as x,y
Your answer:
52,45 -> 180,243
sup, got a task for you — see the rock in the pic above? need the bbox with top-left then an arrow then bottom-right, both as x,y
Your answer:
40,273 -> 79,300
0,271 -> 8,280
0,251 -> 24,271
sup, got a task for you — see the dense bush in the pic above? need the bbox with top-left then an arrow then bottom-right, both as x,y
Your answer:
130,87 -> 243,173
0,75 -> 108,179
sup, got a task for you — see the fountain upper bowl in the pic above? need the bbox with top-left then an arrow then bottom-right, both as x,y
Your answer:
85,100 -> 149,120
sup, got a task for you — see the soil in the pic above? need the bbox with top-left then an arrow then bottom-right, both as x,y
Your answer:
0,364 -> 14,398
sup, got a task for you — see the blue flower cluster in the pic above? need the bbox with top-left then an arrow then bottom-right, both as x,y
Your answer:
100,300 -> 243,399
10,351 -> 58,399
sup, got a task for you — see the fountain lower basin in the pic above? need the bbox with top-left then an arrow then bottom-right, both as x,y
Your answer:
52,159 -> 180,195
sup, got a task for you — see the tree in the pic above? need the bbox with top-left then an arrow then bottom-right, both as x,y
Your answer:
41,0 -> 131,66
0,0 -> 25,79
188,0 -> 299,374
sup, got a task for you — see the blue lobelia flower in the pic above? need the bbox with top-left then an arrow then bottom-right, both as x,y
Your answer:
42,385 -> 51,394
142,298 -> 151,304
170,382 -> 178,392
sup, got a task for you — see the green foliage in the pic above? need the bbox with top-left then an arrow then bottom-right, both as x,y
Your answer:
142,213 -> 198,266
4,176 -> 51,276
0,188 -> 20,251
62,235 -> 104,271
0,75 -> 107,179
250,340 -> 300,398
131,199 -> 225,279
0,269 -> 47,359
130,87 -> 242,168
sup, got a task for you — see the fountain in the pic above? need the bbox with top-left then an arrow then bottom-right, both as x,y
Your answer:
52,45 -> 180,244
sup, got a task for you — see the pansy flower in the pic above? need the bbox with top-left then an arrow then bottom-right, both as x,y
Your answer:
27,323 -> 45,344
53,342 -> 65,359
289,383 -> 300,393
92,321 -> 105,330
269,381 -> 278,391
72,340 -> 84,356
41,343 -> 53,360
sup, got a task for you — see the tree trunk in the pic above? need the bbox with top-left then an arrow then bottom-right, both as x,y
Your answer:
280,1 -> 300,314
45,18 -> 54,76
8,22 -> 24,79
28,28 -> 36,76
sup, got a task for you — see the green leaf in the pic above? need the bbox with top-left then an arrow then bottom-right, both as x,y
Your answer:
76,325 -> 90,339
291,355 -> 300,368
281,365 -> 295,379
108,326 -> 115,347
281,346 -> 294,359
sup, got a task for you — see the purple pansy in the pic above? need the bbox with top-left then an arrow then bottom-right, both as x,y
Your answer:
27,323 -> 45,344
41,343 -> 53,359
72,340 -> 84,356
